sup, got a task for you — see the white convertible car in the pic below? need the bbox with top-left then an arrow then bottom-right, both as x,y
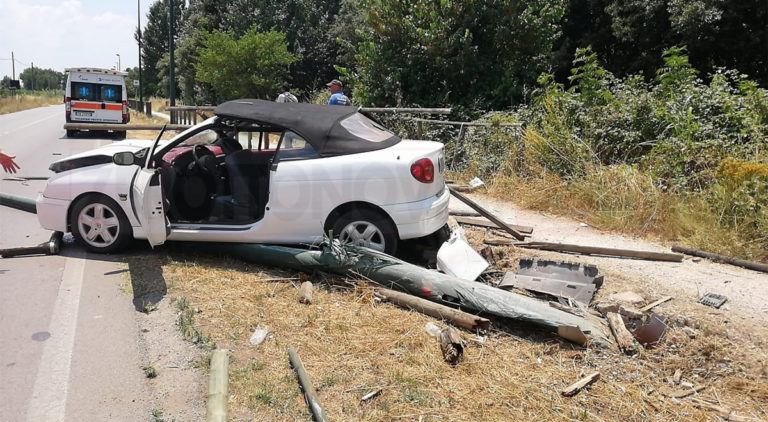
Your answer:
37,99 -> 449,254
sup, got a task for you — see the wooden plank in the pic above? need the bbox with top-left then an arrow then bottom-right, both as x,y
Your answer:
561,372 -> 600,397
288,346 -> 329,422
448,188 -> 525,240
453,216 -> 534,234
672,245 -> 768,274
659,385 -> 705,398
375,288 -> 490,332
639,296 -> 673,312
518,242 -> 684,262
606,312 -> 640,354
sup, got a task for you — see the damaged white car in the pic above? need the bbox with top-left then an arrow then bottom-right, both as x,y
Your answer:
37,99 -> 449,254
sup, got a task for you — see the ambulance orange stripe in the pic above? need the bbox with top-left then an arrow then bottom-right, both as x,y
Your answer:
72,102 -> 123,111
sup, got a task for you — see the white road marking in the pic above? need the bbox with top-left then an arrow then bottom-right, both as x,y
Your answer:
25,251 -> 86,422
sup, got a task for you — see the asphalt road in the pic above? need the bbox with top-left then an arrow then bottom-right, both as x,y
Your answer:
0,105 -> 155,421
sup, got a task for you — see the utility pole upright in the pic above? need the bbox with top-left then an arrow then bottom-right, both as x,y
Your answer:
11,51 -> 15,79
138,0 -> 143,103
168,0 -> 176,108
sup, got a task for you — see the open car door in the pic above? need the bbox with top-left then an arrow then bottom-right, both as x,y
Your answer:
131,128 -> 169,248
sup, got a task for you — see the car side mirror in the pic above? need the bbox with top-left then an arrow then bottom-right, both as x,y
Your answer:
113,151 -> 136,166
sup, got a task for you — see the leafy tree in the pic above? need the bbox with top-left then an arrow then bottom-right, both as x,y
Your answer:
346,0 -> 566,108
223,0 -> 345,96
194,26 -> 297,101
19,67 -> 64,90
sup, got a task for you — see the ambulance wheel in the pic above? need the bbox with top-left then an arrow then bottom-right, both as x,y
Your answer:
66,129 -> 77,138
113,131 -> 126,140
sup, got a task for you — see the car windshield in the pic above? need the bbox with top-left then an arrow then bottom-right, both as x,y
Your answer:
339,113 -> 395,142
177,129 -> 219,147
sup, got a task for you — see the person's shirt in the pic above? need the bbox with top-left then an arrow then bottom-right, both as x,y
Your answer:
328,92 -> 350,106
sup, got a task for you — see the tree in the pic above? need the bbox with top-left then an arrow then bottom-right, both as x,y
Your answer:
223,0 -> 346,95
346,0 -> 566,108
19,67 -> 64,90
194,26 -> 297,101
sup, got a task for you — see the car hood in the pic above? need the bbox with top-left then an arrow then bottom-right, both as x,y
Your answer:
49,139 -> 166,173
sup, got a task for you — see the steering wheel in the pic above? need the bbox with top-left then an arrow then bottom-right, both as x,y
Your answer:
191,145 -> 216,175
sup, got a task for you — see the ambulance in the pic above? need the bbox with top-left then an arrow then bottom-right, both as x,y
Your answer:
65,67 -> 129,139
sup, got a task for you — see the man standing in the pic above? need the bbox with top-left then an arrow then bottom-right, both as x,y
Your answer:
326,79 -> 350,106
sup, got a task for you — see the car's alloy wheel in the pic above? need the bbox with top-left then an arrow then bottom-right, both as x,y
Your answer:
332,209 -> 398,255
70,195 -> 131,253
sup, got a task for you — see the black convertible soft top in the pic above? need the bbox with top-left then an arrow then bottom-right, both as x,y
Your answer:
214,99 -> 401,156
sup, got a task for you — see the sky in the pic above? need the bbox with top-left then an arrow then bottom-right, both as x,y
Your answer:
0,0 -> 156,80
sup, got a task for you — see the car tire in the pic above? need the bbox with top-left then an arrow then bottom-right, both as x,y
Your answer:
66,129 -> 77,138
69,194 -> 132,253
332,208 -> 398,255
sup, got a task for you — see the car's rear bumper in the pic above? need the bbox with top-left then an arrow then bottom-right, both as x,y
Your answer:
383,185 -> 450,240
36,195 -> 70,233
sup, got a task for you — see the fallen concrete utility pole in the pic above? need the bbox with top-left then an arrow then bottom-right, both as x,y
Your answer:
0,192 -> 37,213
288,346 -> 329,422
206,349 -> 229,422
448,188 -> 525,241
517,241 -> 684,262
374,288 -> 491,332
0,231 -> 62,258
215,242 -> 612,346
672,245 -> 768,274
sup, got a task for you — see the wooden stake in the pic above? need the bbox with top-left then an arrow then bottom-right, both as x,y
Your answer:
606,312 -> 640,354
375,288 -> 490,332
288,346 -> 328,422
299,281 -> 313,304
439,327 -> 464,365
561,372 -> 600,397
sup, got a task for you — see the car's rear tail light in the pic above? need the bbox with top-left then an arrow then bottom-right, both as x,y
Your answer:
122,100 -> 128,121
65,97 -> 71,115
410,158 -> 434,183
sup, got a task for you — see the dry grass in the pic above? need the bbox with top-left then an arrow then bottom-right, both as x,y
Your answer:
138,243 -> 768,422
0,92 -> 62,115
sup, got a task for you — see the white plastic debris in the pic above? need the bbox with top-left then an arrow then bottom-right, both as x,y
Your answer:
436,233 -> 489,281
579,222 -> 589,227
469,177 -> 485,188
424,322 -> 442,337
249,327 -> 269,345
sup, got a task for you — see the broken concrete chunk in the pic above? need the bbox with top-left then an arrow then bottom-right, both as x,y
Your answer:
619,305 -> 643,320
436,234 -> 489,281
606,291 -> 645,306
249,327 -> 269,345
596,302 -> 620,316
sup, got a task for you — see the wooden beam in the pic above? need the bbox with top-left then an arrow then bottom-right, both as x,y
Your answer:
375,288 -> 490,332
439,327 -> 464,365
672,245 -> 768,274
448,188 -> 525,240
206,349 -> 229,422
64,123 -> 190,131
414,118 -> 523,127
518,242 -> 684,262
606,312 -> 640,354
